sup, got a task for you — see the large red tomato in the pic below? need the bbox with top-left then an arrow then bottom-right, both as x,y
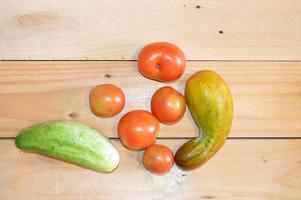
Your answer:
138,42 -> 186,82
89,84 -> 125,118
143,144 -> 174,175
118,110 -> 159,150
151,86 -> 186,124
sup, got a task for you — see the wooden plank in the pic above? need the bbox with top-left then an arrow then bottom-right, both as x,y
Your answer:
0,139 -> 300,200
0,0 -> 300,60
1,61 -> 301,138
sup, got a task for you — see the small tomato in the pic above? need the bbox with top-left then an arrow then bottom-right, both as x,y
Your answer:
143,144 -> 174,175
138,42 -> 186,82
151,86 -> 186,124
89,84 -> 125,118
118,110 -> 159,150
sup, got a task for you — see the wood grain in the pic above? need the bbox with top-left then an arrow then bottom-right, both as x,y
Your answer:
1,61 -> 301,138
0,0 -> 300,60
0,139 -> 300,200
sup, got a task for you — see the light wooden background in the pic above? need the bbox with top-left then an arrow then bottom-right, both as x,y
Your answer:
0,1 -> 301,200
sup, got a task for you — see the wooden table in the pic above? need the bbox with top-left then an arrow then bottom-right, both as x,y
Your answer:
0,1 -> 301,199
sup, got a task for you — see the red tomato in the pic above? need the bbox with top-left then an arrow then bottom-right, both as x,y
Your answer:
143,144 -> 174,175
138,42 -> 186,82
151,86 -> 186,124
118,110 -> 159,150
89,84 -> 125,118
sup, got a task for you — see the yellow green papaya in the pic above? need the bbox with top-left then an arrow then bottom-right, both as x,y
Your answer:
175,70 -> 233,170
15,120 -> 120,173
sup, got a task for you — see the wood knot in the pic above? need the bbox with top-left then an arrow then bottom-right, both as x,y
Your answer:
16,12 -> 58,27
262,156 -> 268,163
67,112 -> 78,119
104,74 -> 112,78
202,196 -> 216,199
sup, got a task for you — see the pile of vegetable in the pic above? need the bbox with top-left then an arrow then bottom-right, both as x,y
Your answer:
15,42 -> 233,175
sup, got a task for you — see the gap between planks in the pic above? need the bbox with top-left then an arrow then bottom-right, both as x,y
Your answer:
1,137 -> 301,140
1,60 -> 301,62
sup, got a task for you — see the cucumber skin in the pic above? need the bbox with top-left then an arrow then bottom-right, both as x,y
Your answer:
175,70 -> 233,170
15,120 -> 120,173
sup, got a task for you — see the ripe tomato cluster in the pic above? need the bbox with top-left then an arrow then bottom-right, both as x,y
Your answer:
89,42 -> 186,175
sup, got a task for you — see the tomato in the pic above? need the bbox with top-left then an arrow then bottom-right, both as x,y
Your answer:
151,86 -> 186,124
89,84 -> 125,118
143,144 -> 174,175
118,110 -> 159,150
138,42 -> 186,82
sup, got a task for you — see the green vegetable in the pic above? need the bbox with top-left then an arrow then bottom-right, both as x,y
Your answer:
15,120 -> 120,173
175,70 -> 233,170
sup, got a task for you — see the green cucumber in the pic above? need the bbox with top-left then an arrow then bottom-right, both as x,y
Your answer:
15,120 -> 120,173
